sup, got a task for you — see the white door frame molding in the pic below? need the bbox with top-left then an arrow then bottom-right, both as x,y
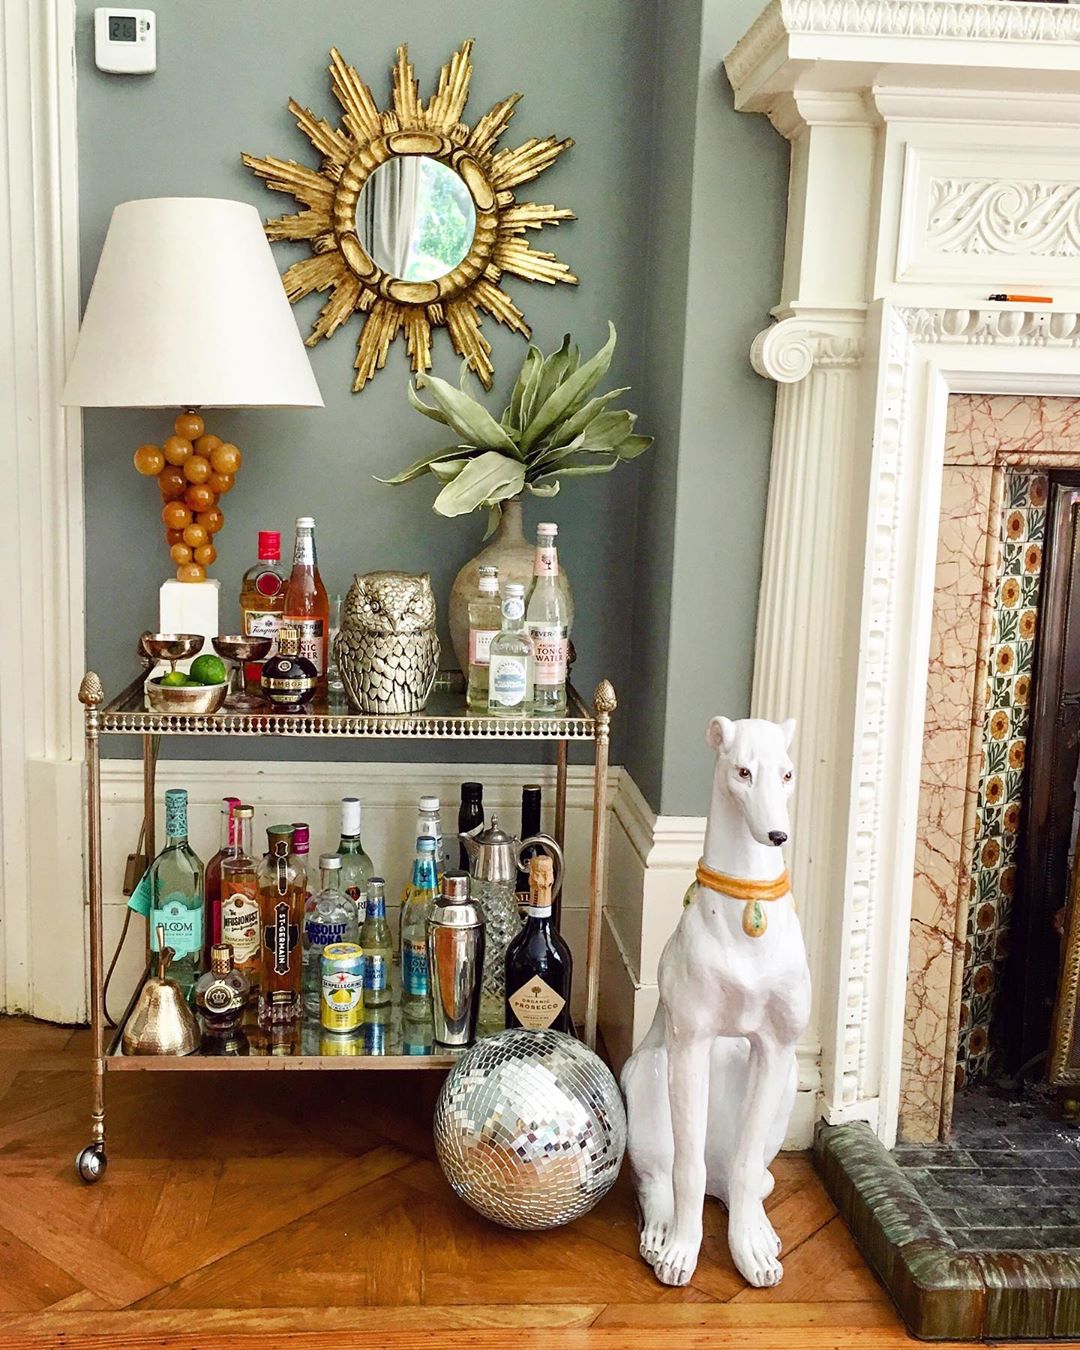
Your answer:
727,1 -> 1080,1144
0,0 -> 86,1017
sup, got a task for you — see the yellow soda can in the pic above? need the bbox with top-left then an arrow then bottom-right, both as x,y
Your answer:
320,942 -> 365,1032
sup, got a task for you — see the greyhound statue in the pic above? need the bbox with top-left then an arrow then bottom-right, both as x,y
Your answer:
621,715 -> 810,1289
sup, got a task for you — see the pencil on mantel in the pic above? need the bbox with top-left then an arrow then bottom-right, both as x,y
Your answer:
989,293 -> 1053,303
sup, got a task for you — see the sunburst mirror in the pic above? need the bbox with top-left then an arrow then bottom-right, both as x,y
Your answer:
242,40 -> 578,392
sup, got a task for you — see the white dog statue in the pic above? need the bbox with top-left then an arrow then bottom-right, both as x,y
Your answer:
621,715 -> 810,1289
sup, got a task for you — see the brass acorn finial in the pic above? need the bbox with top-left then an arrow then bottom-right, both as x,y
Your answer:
78,672 -> 104,707
594,679 -> 617,716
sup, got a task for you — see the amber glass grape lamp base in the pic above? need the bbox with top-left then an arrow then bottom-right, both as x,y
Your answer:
132,411 -> 243,584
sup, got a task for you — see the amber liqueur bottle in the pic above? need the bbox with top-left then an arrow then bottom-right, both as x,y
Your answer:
256,824 -> 306,1027
504,855 -> 572,1033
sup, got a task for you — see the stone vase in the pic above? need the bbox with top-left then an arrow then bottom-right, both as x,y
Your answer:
448,495 -> 574,674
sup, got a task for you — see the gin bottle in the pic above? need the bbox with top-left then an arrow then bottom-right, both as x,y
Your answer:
149,788 -> 205,999
526,523 -> 568,715
334,797 -> 374,919
219,804 -> 261,997
361,877 -> 392,1009
302,854 -> 358,1015
487,583 -> 532,716
401,837 -> 438,1013
466,566 -> 501,712
256,825 -> 305,1027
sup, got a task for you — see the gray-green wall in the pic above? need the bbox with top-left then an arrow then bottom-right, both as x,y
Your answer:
75,0 -> 785,812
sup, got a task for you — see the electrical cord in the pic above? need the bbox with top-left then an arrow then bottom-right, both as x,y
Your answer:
102,735 -> 158,1028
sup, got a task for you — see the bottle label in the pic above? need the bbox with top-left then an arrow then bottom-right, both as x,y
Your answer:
534,545 -> 558,577
508,974 -> 566,1030
221,889 -> 260,964
468,628 -> 498,668
364,953 -> 388,992
501,595 -> 525,622
201,979 -> 243,1016
305,917 -> 348,948
243,608 -> 281,645
529,626 -> 568,686
164,792 -> 188,840
279,618 -> 325,674
344,885 -> 367,923
489,655 -> 529,708
321,969 -> 364,1032
403,938 -> 429,996
255,569 -> 283,597
265,901 -> 300,975
151,895 -> 202,957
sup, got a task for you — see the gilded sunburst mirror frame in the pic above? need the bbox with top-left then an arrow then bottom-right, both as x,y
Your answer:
242,40 -> 578,392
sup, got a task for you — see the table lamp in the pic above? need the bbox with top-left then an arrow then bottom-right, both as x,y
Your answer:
62,196 -> 323,652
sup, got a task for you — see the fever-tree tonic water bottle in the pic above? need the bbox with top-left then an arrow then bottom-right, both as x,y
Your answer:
361,877 -> 392,1009
487,583 -> 532,717
149,788 -> 205,999
401,837 -> 438,1013
302,854 -> 358,1015
526,522 -> 569,715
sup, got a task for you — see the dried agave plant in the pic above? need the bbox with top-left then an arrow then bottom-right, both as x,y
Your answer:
379,323 -> 651,528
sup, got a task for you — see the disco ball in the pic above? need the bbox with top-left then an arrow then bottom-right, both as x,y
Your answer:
434,1028 -> 627,1230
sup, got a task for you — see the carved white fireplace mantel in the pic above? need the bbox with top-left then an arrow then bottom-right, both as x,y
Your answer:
727,1 -> 1080,1144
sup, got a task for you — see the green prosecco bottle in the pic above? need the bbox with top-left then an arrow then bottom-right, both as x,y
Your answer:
148,788 -> 206,999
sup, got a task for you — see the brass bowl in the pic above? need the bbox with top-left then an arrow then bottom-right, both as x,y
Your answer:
139,631 -> 203,666
212,634 -> 274,663
144,678 -> 228,715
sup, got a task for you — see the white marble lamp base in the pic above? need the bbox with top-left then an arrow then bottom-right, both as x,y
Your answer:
154,578 -> 220,674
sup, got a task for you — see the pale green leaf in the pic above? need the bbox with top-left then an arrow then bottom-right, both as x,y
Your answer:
526,478 -> 561,498
540,387 -> 630,451
520,322 -> 617,454
414,372 -> 521,455
617,434 -> 653,460
528,335 -> 576,421
483,503 -> 502,539
375,444 -> 476,485
407,381 -> 452,428
432,451 -> 526,517
539,459 -> 620,478
508,346 -> 543,433
429,457 -> 468,483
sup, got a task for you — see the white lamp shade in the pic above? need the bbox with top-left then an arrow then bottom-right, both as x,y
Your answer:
62,197 -> 323,408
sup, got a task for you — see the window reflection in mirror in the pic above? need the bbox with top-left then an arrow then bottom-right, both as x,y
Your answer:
356,156 -> 477,282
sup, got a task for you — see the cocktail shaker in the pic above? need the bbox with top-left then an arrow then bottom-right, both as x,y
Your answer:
427,871 -> 485,1046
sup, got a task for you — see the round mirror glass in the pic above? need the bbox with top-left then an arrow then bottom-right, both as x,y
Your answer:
355,156 -> 476,282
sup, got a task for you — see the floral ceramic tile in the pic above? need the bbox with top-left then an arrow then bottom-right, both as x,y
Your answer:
956,469 -> 1047,1086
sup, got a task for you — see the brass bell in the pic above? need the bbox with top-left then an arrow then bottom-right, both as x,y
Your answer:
121,924 -> 200,1056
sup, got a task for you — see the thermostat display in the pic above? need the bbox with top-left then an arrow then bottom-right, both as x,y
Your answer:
94,8 -> 155,74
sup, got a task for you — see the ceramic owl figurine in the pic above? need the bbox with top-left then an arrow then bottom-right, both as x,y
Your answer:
335,571 -> 440,715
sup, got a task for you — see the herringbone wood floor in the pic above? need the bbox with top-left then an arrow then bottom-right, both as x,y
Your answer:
0,1016 -> 968,1348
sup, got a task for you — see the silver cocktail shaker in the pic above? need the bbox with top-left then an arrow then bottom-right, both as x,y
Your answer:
427,871 -> 485,1046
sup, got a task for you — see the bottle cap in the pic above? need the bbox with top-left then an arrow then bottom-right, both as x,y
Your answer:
258,530 -> 281,560
419,795 -> 440,813
234,803 -> 254,819
478,565 -> 497,577
319,852 -> 341,870
530,854 -> 554,891
461,781 -> 483,801
368,876 -> 385,894
478,566 -> 498,594
296,515 -> 315,529
417,836 -> 436,853
504,582 -> 525,598
291,823 -> 310,853
221,796 -> 240,814
210,943 -> 234,976
538,522 -> 558,537
341,797 -> 362,836
441,871 -> 470,900
267,824 -> 294,846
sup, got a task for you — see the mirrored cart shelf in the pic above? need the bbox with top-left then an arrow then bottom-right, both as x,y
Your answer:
99,670 -> 598,739
76,666 -> 616,1182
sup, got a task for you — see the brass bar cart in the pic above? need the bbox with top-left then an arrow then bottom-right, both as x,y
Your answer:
75,670 -> 616,1183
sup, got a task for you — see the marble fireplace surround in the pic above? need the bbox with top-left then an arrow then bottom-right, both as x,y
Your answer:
726,1 -> 1080,1146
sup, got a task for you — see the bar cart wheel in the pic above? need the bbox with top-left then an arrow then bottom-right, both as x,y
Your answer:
75,1142 -> 108,1184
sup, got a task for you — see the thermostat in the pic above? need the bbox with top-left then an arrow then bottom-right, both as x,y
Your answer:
94,8 -> 155,74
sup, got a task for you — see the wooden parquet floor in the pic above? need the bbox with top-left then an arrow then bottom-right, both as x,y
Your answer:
0,1016 -> 1011,1349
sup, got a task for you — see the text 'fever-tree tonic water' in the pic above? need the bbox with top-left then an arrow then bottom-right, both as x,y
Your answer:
303,854 -> 358,1015
526,522 -> 568,715
487,583 -> 532,716
361,878 -> 392,1009
149,788 -> 205,999
219,804 -> 261,998
466,566 -> 501,712
401,837 -> 438,1013
257,825 -> 305,1027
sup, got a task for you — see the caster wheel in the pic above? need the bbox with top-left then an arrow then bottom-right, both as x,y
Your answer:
75,1143 -> 107,1184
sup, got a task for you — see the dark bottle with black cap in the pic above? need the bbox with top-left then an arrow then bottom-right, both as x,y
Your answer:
515,784 -> 543,906
458,781 -> 484,871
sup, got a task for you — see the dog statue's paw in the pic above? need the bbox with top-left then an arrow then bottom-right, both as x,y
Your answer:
640,1210 -> 672,1264
652,1231 -> 701,1287
729,1205 -> 783,1287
